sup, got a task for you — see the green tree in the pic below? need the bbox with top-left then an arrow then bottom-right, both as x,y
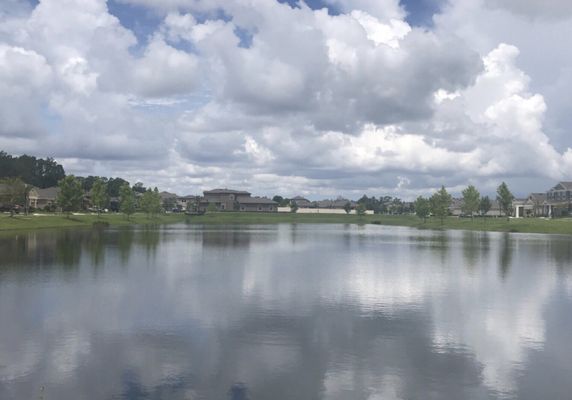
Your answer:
496,182 -> 514,220
414,196 -> 430,223
119,184 -> 136,220
140,189 -> 154,218
356,203 -> 367,216
152,188 -> 163,215
132,182 -> 146,194
0,152 -> 66,188
91,178 -> 108,217
0,177 -> 27,216
480,196 -> 492,217
272,195 -> 284,204
57,175 -> 84,218
141,187 -> 162,218
343,202 -> 352,214
107,177 -> 130,197
461,185 -> 480,219
430,185 -> 452,224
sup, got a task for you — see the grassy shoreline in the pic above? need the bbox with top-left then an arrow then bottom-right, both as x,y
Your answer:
2,212 -> 572,235
188,212 -> 572,235
0,213 -> 189,232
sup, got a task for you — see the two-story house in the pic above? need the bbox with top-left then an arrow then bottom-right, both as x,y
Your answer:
199,189 -> 277,212
544,182 -> 572,217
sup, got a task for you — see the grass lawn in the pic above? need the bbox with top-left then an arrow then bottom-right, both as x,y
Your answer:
0,212 -> 189,232
386,215 -> 572,235
2,211 -> 572,235
188,212 -> 572,235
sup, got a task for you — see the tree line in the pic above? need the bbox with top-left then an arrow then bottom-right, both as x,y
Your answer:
0,150 -> 166,218
414,182 -> 515,223
55,175 -> 163,219
0,151 -> 65,188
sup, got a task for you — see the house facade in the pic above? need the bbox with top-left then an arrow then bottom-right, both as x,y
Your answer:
237,197 -> 277,212
449,197 -> 503,217
176,195 -> 198,211
544,182 -> 572,217
512,193 -> 547,218
513,182 -> 572,218
33,187 -> 60,210
199,189 -> 277,212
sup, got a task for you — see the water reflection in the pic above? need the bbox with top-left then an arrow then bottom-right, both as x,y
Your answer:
0,225 -> 571,400
498,233 -> 513,279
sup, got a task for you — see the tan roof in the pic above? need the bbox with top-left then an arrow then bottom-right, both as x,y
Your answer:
159,191 -> 178,199
237,197 -> 277,205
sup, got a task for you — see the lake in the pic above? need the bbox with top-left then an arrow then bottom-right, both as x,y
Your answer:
0,224 -> 571,399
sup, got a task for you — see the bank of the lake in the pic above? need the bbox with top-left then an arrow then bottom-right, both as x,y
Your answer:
189,212 -> 572,235
0,213 -> 189,232
2,211 -> 572,235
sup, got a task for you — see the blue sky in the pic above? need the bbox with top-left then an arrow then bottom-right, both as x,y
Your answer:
105,0 -> 442,47
3,0 -> 572,198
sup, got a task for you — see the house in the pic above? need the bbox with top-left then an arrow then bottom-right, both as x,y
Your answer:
449,197 -> 503,217
159,191 -> 178,210
200,189 -> 251,211
32,187 -> 60,210
199,189 -> 277,212
237,197 -> 277,212
547,182 -> 572,202
0,183 -> 36,211
511,182 -> 572,218
512,183 -> 572,218
159,191 -> 177,201
291,196 -> 313,208
316,198 -> 356,209
513,193 -> 547,218
544,182 -> 572,217
177,195 -> 199,211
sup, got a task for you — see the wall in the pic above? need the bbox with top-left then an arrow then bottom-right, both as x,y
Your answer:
278,207 -> 374,215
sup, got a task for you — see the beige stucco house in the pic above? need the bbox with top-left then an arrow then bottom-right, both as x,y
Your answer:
199,189 -> 277,212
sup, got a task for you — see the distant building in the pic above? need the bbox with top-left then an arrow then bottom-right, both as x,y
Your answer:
199,189 -> 277,212
449,197 -> 502,217
290,196 -> 313,208
177,195 -> 199,211
544,182 -> 572,217
159,191 -> 177,201
32,187 -> 60,210
513,183 -> 572,218
236,196 -> 277,212
513,193 -> 547,218
316,198 -> 356,209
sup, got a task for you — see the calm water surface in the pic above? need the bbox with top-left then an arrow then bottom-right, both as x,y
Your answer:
0,224 -> 571,400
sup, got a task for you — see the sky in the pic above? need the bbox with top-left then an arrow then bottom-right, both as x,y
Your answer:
1,0 -> 572,199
